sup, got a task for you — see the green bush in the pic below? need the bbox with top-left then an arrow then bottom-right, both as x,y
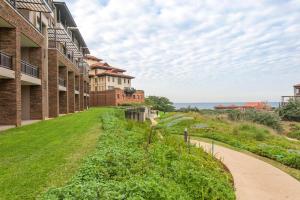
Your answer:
227,110 -> 282,131
42,110 -> 235,200
278,100 -> 300,121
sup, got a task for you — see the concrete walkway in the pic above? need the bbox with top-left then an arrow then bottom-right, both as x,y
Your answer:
191,140 -> 300,200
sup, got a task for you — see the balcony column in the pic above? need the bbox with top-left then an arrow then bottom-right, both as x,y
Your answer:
0,27 -> 21,126
48,49 -> 59,117
79,75 -> 84,111
59,67 -> 68,114
68,71 -> 75,113
28,47 -> 45,120
75,75 -> 79,111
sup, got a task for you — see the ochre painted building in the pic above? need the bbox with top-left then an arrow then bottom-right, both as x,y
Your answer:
84,55 -> 145,106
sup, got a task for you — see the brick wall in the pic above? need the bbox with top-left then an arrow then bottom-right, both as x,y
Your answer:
28,47 -> 45,120
59,66 -> 68,114
68,71 -> 75,113
90,89 -> 145,107
79,75 -> 84,111
0,27 -> 21,125
48,49 -> 59,117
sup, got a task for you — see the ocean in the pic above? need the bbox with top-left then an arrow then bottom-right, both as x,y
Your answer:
174,102 -> 280,110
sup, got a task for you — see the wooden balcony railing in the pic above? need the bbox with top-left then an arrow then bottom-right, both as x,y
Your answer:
21,60 -> 39,78
0,52 -> 12,70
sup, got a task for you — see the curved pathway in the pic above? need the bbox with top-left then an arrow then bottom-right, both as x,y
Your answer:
191,140 -> 300,200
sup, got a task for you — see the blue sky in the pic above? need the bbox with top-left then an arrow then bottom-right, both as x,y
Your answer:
66,0 -> 300,103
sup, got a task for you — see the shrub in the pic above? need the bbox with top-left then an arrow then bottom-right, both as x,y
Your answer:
278,100 -> 300,121
227,110 -> 282,131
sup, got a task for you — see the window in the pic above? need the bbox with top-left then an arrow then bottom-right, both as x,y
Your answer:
124,78 -> 126,83
108,77 -> 110,82
108,86 -> 114,90
133,95 -> 136,99
113,77 -> 115,82
117,94 -> 120,99
128,79 -> 130,84
118,78 -> 122,85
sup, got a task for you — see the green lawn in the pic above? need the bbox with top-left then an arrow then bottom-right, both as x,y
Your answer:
0,108 -> 110,200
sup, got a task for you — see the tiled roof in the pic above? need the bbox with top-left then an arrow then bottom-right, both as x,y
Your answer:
96,71 -> 134,79
84,55 -> 102,62
90,62 -> 126,72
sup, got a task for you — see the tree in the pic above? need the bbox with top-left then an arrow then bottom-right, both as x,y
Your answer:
145,96 -> 175,113
278,99 -> 300,121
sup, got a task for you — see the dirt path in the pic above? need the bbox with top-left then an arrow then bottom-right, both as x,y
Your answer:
191,140 -> 300,200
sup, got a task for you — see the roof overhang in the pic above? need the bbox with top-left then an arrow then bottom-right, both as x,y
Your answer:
53,1 -> 76,27
48,28 -> 83,58
14,0 -> 53,13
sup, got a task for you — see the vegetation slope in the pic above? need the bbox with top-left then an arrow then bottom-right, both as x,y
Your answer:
157,112 -> 300,179
42,109 -> 235,200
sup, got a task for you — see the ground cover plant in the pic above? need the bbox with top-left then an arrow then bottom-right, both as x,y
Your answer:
0,108 -> 108,200
43,109 -> 235,200
158,112 -> 300,170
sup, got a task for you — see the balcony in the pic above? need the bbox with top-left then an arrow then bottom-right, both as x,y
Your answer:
6,0 -> 53,13
6,0 -> 53,33
0,52 -> 12,70
58,78 -> 67,92
59,78 -> 66,87
0,52 -> 14,79
21,60 -> 39,78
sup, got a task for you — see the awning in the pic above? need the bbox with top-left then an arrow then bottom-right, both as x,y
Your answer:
48,28 -> 83,59
14,0 -> 53,13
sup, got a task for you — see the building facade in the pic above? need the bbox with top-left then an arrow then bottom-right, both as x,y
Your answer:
0,0 -> 90,127
85,55 -> 145,106
281,84 -> 300,106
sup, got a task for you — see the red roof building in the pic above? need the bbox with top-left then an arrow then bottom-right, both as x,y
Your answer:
84,55 -> 144,106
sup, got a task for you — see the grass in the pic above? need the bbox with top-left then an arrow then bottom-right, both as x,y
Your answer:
191,136 -> 300,181
157,112 -> 300,180
42,109 -> 235,199
0,108 -> 110,200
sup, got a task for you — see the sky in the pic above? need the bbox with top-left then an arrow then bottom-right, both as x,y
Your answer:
65,0 -> 300,103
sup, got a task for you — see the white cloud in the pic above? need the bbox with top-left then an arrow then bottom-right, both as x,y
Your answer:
67,0 -> 300,102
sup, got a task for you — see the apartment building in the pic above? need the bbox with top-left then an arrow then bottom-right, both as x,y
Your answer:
0,0 -> 90,127
84,55 -> 145,106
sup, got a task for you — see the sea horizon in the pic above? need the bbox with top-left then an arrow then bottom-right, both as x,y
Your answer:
174,102 -> 280,110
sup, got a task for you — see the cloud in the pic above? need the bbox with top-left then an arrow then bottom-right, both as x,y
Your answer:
66,0 -> 300,102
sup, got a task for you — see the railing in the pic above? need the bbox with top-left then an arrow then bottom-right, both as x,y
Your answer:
6,0 -> 16,7
0,52 -> 13,69
21,60 -> 39,78
59,78 -> 66,87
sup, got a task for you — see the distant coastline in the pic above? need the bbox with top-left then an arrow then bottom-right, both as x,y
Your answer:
174,102 -> 280,110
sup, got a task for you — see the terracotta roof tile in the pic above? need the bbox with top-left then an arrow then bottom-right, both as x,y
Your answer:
84,55 -> 102,62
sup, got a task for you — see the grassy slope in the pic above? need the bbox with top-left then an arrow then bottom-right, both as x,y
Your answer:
158,112 -> 300,181
43,109 -> 235,199
0,108 -> 110,200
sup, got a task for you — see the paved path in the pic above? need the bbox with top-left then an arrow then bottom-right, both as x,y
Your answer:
191,140 -> 300,200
